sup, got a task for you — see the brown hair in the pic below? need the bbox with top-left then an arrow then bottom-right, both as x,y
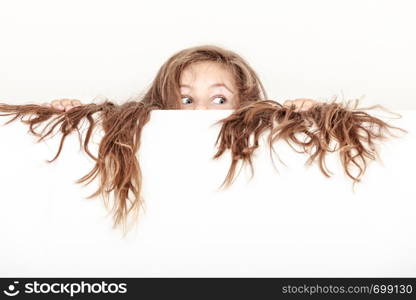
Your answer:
213,98 -> 405,190
0,44 -> 406,235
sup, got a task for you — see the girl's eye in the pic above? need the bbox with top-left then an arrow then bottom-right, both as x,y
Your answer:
181,96 -> 193,105
212,96 -> 227,104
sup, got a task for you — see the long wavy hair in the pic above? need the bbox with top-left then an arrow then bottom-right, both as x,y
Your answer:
0,44 -> 406,235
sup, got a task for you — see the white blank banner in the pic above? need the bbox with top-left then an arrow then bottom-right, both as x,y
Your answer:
0,110 -> 414,277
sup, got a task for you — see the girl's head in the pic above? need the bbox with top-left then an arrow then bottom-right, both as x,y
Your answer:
179,61 -> 238,110
142,45 -> 268,109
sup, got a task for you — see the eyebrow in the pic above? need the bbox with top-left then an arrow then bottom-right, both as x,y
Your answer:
180,83 -> 234,94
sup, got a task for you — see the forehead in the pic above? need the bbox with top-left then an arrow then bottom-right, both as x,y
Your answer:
180,61 -> 236,85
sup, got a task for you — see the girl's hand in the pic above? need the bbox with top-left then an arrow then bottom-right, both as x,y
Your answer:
41,98 -> 83,112
283,98 -> 321,111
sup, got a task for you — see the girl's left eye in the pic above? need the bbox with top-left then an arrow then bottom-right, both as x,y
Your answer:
212,96 -> 227,104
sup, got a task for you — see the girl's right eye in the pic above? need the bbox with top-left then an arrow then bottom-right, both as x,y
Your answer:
181,96 -> 193,105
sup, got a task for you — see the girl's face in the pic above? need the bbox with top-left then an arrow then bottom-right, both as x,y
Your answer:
179,61 -> 239,109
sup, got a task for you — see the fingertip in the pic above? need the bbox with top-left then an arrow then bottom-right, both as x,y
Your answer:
72,100 -> 82,106
283,99 -> 292,106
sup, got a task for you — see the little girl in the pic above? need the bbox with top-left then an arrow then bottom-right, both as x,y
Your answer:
0,44 -> 403,234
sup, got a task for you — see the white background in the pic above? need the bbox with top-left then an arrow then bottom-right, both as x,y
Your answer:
0,0 -> 415,277
0,0 -> 415,109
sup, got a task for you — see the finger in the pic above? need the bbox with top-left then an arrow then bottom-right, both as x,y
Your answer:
297,100 -> 312,111
64,105 -> 74,112
304,99 -> 320,109
51,99 -> 66,110
51,99 -> 63,106
53,105 -> 64,110
61,99 -> 72,106
71,99 -> 82,106
41,102 -> 52,107
283,99 -> 293,106
293,99 -> 315,111
298,103 -> 313,111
